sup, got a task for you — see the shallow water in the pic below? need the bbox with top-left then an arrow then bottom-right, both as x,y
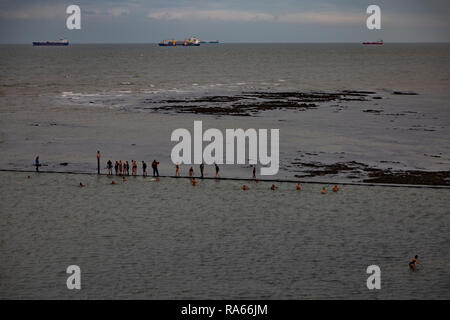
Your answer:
0,171 -> 448,299
1,44 -> 450,180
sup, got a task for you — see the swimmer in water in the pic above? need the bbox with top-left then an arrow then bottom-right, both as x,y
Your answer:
332,185 -> 339,192
191,178 -> 198,186
321,187 -> 326,194
409,255 -> 422,272
122,176 -> 126,182
27,176 -> 31,179
189,167 -> 194,177
296,183 -> 301,190
242,185 -> 248,190
111,181 -> 116,185
79,182 -> 85,187
175,163 -> 180,177
271,184 -> 276,190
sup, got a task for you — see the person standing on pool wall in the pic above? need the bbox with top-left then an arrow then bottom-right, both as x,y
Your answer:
215,163 -> 220,178
114,161 -> 119,176
34,155 -> 40,172
152,160 -> 160,177
96,150 -> 101,174
125,161 -> 130,176
142,161 -> 147,177
131,160 -> 137,176
409,255 -> 423,271
200,162 -> 204,179
107,160 -> 113,175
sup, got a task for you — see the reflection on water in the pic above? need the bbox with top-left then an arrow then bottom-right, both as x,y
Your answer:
0,171 -> 449,299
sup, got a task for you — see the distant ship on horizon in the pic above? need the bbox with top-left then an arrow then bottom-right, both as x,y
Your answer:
159,37 -> 201,46
362,39 -> 383,45
33,39 -> 69,46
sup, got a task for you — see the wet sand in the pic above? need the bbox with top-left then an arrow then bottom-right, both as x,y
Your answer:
1,90 -> 449,185
1,44 -> 449,184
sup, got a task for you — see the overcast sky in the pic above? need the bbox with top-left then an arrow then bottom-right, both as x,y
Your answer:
0,0 -> 449,43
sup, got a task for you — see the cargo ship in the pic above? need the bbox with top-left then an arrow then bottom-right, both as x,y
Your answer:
33,39 -> 69,46
159,37 -> 200,46
362,40 -> 383,45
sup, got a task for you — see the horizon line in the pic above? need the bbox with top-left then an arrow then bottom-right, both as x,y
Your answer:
2,41 -> 450,45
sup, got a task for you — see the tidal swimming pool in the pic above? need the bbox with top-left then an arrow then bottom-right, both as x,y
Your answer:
0,171 -> 449,299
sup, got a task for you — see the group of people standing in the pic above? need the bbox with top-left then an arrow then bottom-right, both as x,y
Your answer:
177,162 -> 220,179
106,159 -> 159,177
99,152 -> 221,179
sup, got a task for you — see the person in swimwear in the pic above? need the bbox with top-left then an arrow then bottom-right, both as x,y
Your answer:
107,160 -> 113,175
189,167 -> 194,177
321,187 -> 326,194
191,178 -> 198,186
119,160 -> 123,176
114,161 -> 119,176
200,162 -> 205,179
252,166 -> 256,179
271,184 -> 276,190
97,151 -> 101,174
175,163 -> 180,177
215,163 -> 220,178
132,160 -> 137,176
332,185 -> 339,192
142,161 -> 147,177
242,185 -> 248,190
79,182 -> 85,187
152,160 -> 159,177
409,255 -> 422,271
296,183 -> 301,190
35,156 -> 40,172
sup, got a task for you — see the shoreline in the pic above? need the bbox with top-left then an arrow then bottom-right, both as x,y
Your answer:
2,168 -> 449,189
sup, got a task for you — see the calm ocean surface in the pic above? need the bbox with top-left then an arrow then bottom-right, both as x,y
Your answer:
0,44 -> 449,299
0,171 -> 449,299
1,43 -> 449,95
